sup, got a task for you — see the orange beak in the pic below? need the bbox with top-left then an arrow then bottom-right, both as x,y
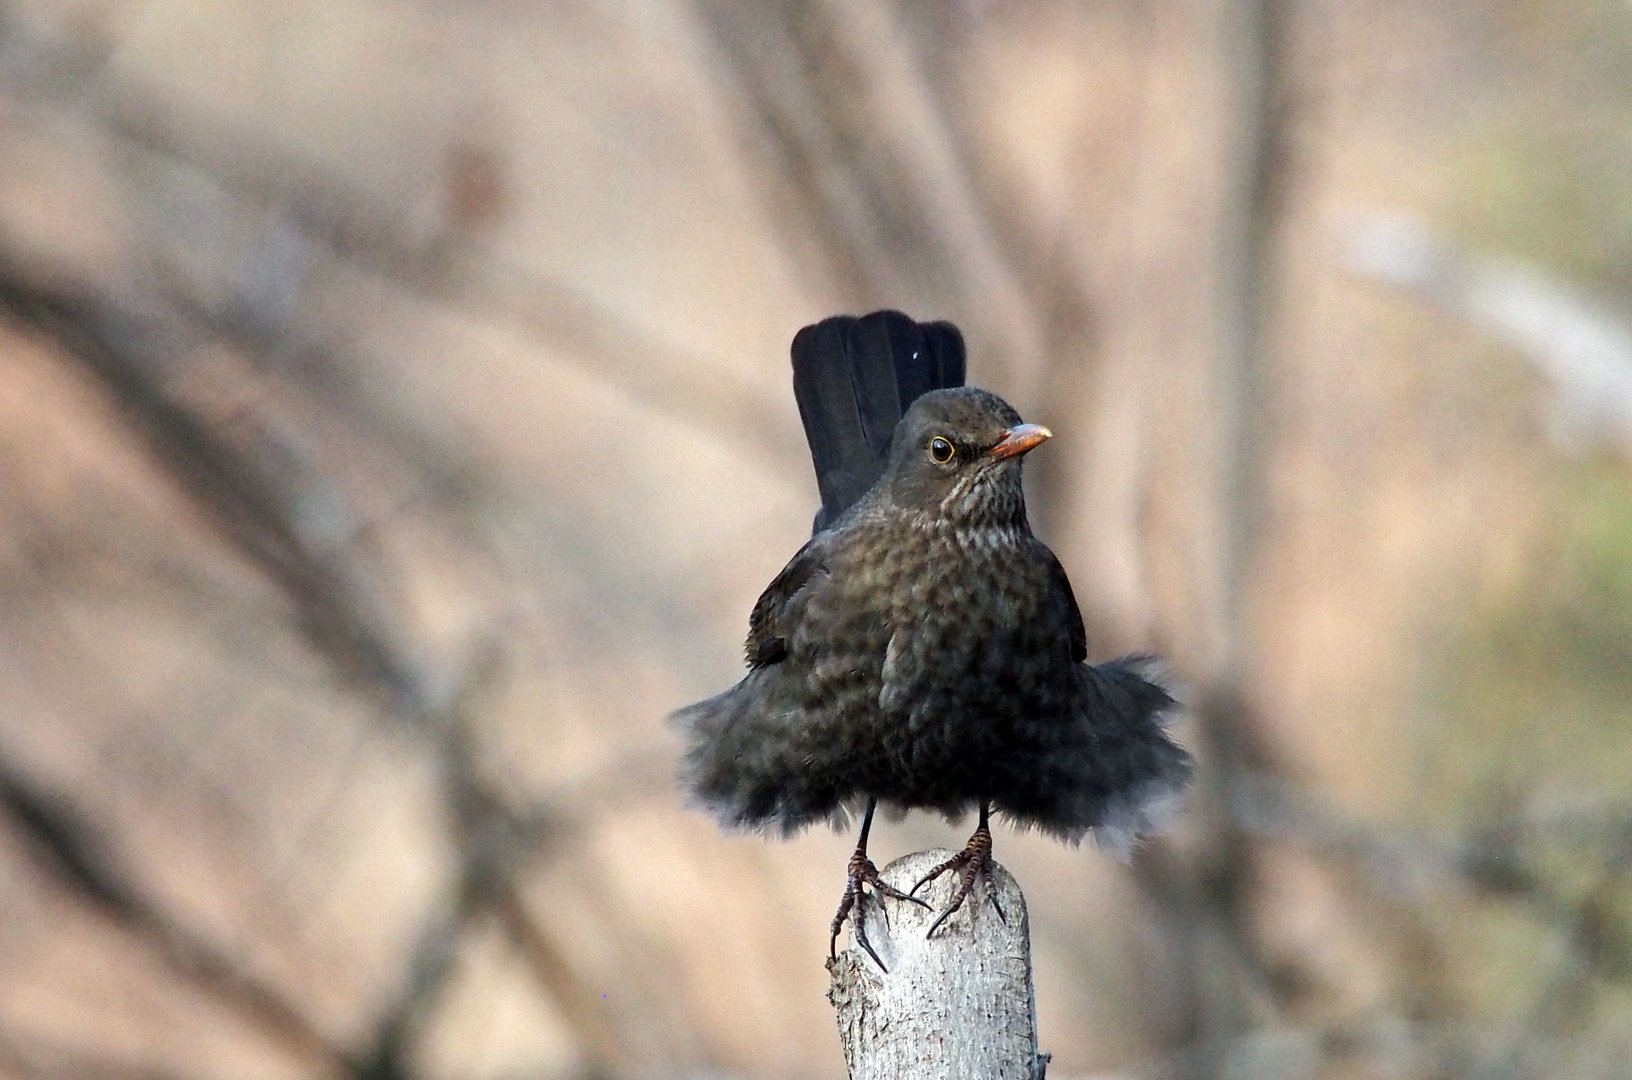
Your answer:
988,423 -> 1052,461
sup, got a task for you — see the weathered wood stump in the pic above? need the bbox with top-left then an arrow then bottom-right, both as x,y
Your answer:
827,849 -> 1047,1080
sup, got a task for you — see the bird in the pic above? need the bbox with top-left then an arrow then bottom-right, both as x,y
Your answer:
672,310 -> 1192,970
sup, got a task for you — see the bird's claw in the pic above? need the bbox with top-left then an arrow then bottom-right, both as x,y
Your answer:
912,821 -> 1005,938
830,849 -> 930,971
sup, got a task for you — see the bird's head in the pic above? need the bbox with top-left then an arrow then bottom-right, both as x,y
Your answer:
881,387 -> 1051,528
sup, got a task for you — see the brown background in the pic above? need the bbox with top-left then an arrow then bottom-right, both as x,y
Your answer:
1,1 -> 1630,1078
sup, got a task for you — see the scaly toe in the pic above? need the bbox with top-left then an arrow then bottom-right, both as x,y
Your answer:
923,827 -> 1001,939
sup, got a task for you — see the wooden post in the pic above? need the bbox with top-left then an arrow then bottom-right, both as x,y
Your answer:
827,849 -> 1047,1080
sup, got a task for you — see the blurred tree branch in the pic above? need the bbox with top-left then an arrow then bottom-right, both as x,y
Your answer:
0,1 -> 806,481
0,270 -> 635,1074
1129,0 -> 1303,1070
3,3 -> 1627,1078
690,0 -> 1101,531
690,0 -> 1045,379
0,50 -> 683,1071
0,757 -> 350,1076
0,1027 -> 194,1080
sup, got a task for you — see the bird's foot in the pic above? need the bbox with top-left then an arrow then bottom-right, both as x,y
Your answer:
830,847 -> 931,971
910,821 -> 1006,939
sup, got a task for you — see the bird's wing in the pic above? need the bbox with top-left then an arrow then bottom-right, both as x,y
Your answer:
745,535 -> 828,667
1044,546 -> 1089,664
792,311 -> 966,532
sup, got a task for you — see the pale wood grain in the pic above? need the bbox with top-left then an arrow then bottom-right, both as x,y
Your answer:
828,848 -> 1047,1080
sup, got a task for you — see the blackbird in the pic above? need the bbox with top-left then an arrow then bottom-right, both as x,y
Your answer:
673,311 -> 1192,969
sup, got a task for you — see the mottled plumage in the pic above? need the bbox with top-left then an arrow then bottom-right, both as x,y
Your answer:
675,387 -> 1191,849
672,311 -> 1192,966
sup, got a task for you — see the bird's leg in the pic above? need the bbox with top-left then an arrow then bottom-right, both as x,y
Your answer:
829,800 -> 930,970
910,801 -> 1007,939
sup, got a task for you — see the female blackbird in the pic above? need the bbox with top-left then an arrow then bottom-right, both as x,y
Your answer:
673,317 -> 1192,969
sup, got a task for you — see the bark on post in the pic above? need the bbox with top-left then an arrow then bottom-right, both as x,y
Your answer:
827,849 -> 1047,1080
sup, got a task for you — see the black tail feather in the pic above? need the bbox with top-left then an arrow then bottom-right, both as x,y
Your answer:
791,310 -> 965,532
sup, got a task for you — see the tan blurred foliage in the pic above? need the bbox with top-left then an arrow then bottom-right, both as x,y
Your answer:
1,1 -> 1630,1078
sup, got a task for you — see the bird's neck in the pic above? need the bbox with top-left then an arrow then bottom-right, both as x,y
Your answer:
895,494 -> 1031,536
935,473 -> 1029,532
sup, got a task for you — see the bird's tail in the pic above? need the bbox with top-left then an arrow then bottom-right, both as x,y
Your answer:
792,311 -> 965,531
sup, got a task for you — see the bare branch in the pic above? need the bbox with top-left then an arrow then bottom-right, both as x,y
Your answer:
0,759 -> 348,1077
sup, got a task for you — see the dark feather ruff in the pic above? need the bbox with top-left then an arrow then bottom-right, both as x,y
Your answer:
673,313 -> 1192,853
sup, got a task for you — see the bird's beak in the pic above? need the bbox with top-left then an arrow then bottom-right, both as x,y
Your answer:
988,423 -> 1052,461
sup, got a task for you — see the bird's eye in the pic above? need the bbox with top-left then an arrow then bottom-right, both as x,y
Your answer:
929,436 -> 955,464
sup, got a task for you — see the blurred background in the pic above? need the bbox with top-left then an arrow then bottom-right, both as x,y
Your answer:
2,1 -> 1631,1078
